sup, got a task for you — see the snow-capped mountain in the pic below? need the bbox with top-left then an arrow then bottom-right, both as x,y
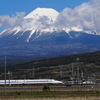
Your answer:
0,7 -> 100,57
24,7 -> 59,21
23,8 -> 59,31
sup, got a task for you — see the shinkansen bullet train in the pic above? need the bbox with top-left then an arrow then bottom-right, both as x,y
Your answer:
0,79 -> 63,85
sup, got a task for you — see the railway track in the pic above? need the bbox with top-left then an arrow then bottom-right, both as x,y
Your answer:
0,85 -> 100,92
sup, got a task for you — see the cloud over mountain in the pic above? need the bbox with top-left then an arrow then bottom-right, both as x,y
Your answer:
0,0 -> 99,33
56,0 -> 100,32
0,12 -> 25,29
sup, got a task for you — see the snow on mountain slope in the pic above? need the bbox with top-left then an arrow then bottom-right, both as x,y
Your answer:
0,8 -> 60,42
24,8 -> 59,29
0,7 -> 100,43
24,7 -> 59,21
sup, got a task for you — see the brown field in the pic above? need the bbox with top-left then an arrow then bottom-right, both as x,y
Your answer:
0,97 -> 100,100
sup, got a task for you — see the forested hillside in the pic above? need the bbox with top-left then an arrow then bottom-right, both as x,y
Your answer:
0,51 -> 100,80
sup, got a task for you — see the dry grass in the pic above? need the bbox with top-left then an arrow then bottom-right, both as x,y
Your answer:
0,97 -> 100,100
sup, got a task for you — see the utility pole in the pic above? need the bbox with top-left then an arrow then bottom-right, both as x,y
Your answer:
76,58 -> 80,84
81,70 -> 84,78
77,66 -> 79,83
72,63 -> 74,77
4,55 -> 7,95
8,71 -> 11,86
60,66 -> 62,78
32,66 -> 35,78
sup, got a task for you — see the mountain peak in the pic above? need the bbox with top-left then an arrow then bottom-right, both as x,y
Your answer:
24,7 -> 59,21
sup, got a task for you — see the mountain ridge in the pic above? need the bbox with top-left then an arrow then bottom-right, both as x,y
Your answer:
0,7 -> 100,57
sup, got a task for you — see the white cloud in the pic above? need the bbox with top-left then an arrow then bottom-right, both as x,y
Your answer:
0,12 -> 25,29
22,16 -> 52,30
56,0 -> 100,32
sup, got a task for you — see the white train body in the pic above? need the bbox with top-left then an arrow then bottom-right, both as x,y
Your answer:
0,79 -> 63,85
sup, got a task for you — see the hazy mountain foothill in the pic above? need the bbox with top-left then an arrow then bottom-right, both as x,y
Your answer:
0,51 -> 100,81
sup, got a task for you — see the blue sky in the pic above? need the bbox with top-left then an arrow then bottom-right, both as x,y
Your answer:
0,0 -> 90,16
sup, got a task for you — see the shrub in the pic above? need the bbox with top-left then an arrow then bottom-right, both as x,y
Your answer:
43,86 -> 50,91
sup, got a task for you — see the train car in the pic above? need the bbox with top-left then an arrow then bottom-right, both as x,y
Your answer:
62,80 -> 74,86
0,79 -> 63,85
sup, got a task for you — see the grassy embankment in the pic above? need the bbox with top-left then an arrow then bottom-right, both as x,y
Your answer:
0,91 -> 100,99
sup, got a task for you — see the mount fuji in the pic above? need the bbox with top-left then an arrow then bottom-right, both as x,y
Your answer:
0,8 -> 100,57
